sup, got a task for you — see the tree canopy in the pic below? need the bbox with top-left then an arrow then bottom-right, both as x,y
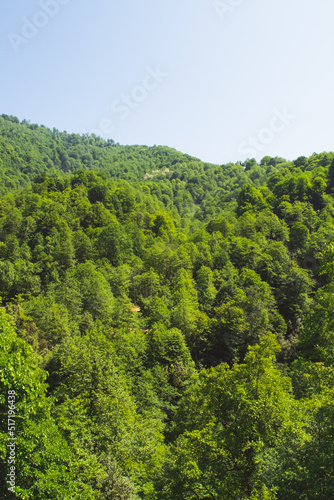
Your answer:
1,115 -> 334,498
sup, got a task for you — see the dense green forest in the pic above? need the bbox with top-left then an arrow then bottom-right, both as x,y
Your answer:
1,113 -> 334,499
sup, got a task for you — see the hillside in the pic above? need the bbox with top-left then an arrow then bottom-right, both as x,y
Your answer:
1,115 -> 334,499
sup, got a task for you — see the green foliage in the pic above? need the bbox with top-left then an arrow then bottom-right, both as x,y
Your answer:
1,115 -> 334,498
0,306 -> 101,499
159,335 -> 295,499
237,184 -> 268,215
171,269 -> 200,338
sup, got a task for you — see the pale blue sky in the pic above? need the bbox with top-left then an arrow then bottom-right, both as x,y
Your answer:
1,0 -> 334,164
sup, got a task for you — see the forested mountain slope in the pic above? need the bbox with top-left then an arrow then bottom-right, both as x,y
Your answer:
1,114 -> 334,499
